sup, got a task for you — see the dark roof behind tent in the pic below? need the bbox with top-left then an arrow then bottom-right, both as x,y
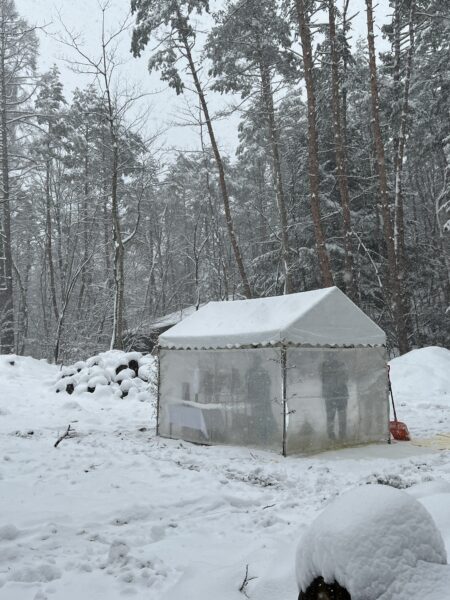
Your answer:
158,287 -> 386,350
150,304 -> 204,331
124,304 -> 204,352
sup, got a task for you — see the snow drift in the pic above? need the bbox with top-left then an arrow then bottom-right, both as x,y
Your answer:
388,346 -> 450,437
389,346 -> 450,407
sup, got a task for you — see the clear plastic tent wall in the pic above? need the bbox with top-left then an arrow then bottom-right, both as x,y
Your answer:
158,348 -> 284,452
285,346 -> 388,454
158,346 -> 389,455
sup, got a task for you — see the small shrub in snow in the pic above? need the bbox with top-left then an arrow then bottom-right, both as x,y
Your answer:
55,350 -> 156,401
365,473 -> 416,489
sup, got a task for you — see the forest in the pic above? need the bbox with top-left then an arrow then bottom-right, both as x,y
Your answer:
0,0 -> 449,362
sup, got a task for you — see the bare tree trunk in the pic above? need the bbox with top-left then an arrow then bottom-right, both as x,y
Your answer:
393,1 -> 415,268
259,60 -> 293,294
328,0 -> 356,299
294,0 -> 334,287
178,17 -> 253,299
45,146 -> 59,321
341,0 -> 350,144
95,15 -> 125,351
11,259 -> 27,354
16,238 -> 31,355
102,127 -> 112,282
54,254 -> 92,363
78,126 -> 90,310
0,23 -> 14,353
108,111 -> 125,350
365,0 -> 409,354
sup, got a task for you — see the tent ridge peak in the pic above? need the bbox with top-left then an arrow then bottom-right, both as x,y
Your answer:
158,286 -> 386,349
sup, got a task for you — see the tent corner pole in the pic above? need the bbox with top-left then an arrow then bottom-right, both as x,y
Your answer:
281,345 -> 287,457
156,345 -> 161,437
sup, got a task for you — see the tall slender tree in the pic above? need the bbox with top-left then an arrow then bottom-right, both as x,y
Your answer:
365,0 -> 409,353
0,0 -> 37,353
327,0 -> 356,299
131,0 -> 253,298
294,0 -> 334,287
206,0 -> 295,293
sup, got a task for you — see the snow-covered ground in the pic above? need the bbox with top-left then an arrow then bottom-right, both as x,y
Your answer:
0,347 -> 449,600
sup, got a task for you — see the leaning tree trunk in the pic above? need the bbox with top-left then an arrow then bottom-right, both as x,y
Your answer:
259,59 -> 293,294
295,0 -> 334,287
365,0 -> 409,354
328,0 -> 356,299
178,15 -> 253,299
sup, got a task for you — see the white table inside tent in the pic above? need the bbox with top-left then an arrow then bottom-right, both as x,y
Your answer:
167,401 -> 227,442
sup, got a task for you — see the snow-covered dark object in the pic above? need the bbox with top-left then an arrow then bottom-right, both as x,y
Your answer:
54,350 -> 155,400
158,287 -> 389,455
296,485 -> 449,600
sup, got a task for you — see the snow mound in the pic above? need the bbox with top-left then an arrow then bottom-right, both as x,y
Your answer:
296,485 -> 447,600
54,350 -> 156,401
389,346 -> 450,407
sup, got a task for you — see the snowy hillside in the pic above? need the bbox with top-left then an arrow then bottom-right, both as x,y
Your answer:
0,347 -> 449,600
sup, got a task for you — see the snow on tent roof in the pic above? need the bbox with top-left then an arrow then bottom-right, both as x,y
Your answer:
158,287 -> 386,349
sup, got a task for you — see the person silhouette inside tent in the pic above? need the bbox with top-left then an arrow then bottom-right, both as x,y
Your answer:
246,353 -> 277,444
321,354 -> 349,441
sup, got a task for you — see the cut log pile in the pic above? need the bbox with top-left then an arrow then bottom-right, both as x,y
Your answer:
55,350 -> 155,400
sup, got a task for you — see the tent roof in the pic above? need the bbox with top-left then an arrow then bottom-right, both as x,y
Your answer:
158,287 -> 386,349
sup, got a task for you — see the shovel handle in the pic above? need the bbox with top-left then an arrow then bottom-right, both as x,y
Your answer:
387,365 -> 398,422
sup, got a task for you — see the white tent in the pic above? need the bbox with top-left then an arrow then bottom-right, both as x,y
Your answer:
159,287 -> 385,348
158,287 -> 389,455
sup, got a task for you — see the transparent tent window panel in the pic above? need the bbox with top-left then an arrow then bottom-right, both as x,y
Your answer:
285,347 -> 389,454
159,348 -> 283,451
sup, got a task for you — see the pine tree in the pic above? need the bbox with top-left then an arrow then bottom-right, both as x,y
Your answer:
131,0 -> 253,298
206,0 -> 295,292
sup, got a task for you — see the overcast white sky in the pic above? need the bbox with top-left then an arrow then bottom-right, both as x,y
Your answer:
17,0 -> 391,157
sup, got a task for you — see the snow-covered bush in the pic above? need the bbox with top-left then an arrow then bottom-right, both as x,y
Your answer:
296,485 -> 448,600
55,350 -> 156,401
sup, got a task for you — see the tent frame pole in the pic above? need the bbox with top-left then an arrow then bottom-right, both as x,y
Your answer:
281,346 -> 287,457
156,346 -> 161,436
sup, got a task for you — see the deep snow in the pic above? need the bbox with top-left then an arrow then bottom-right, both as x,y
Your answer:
0,347 -> 449,599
